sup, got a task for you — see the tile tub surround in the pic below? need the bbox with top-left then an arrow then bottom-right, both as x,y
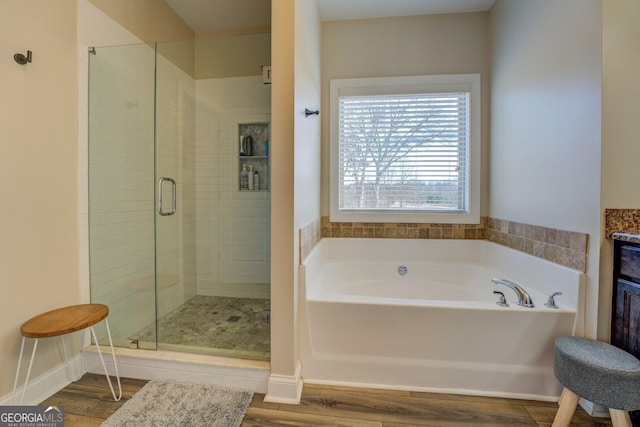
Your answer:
318,216 -> 588,272
486,218 -> 588,272
605,209 -> 640,243
300,218 -> 322,262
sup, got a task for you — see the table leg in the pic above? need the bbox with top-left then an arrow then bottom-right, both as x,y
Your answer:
90,320 -> 122,401
12,337 -> 26,404
12,338 -> 39,405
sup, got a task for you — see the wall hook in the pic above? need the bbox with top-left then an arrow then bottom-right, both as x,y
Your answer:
14,50 -> 32,65
305,108 -> 319,118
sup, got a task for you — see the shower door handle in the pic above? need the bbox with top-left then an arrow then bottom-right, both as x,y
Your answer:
158,177 -> 176,216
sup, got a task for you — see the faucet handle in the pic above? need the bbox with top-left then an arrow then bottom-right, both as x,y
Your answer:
493,291 -> 509,307
544,291 -> 563,309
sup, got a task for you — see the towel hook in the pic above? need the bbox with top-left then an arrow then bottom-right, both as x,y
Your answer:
14,50 -> 32,65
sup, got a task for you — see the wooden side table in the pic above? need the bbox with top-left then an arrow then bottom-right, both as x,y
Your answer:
12,304 -> 122,404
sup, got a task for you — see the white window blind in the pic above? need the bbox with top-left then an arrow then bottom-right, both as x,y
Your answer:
337,92 -> 470,212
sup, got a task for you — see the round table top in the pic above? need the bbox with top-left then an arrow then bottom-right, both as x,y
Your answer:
20,304 -> 109,338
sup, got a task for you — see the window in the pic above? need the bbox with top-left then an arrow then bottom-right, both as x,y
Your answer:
329,74 -> 480,223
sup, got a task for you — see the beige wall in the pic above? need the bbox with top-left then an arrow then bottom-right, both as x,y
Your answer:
88,0 -> 194,43
158,39 -> 195,77
270,0 -> 296,377
602,1 -> 640,209
88,0 -> 195,76
0,0 -> 79,397
195,33 -> 271,79
320,13 -> 491,219
490,0 -> 602,337
601,0 -> 640,340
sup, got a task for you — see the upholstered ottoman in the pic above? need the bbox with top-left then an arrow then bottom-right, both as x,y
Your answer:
552,336 -> 640,427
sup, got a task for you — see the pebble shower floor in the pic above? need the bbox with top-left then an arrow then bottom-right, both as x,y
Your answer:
130,295 -> 270,360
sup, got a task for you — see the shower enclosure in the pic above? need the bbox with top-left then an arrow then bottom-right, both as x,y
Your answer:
88,35 -> 271,360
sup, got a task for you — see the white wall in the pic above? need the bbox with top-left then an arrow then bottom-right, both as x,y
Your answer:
601,0 -> 640,340
0,0 -> 79,399
320,13 -> 491,218
490,0 -> 602,337
294,0 -> 322,354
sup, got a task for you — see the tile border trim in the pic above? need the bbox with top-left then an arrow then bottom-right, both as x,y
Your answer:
486,218 -> 587,272
303,216 -> 588,272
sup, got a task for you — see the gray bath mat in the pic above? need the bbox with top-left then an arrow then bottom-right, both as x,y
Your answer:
101,380 -> 253,427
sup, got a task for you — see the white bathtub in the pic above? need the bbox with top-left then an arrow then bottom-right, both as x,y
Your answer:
299,238 -> 585,400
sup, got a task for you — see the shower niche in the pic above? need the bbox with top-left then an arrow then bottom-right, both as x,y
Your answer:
238,122 -> 270,191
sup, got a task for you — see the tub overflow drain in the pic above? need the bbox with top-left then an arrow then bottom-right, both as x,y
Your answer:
398,265 -> 408,275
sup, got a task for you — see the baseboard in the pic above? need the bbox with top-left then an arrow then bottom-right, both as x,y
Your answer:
302,377 -> 559,402
264,360 -> 303,404
0,354 -> 83,406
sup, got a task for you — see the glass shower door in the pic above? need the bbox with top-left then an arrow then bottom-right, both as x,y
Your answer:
89,36 -> 271,358
88,43 -> 158,350
153,40 -> 197,350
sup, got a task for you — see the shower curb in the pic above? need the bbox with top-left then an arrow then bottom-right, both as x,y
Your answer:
84,345 -> 269,393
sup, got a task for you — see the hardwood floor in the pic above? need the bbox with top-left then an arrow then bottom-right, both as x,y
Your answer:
41,373 -> 613,426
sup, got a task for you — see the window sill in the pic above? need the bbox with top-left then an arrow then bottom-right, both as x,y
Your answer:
329,210 -> 480,225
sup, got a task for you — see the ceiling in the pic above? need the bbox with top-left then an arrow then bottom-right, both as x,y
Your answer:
165,0 -> 496,33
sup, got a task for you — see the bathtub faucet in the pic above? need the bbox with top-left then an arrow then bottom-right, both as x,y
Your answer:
491,277 -> 534,308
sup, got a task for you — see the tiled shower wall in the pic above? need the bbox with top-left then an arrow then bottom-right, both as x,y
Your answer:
195,76 -> 271,298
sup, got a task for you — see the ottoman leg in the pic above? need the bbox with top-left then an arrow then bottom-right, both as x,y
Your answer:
557,387 -> 569,407
552,388 -> 579,427
609,409 -> 631,427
